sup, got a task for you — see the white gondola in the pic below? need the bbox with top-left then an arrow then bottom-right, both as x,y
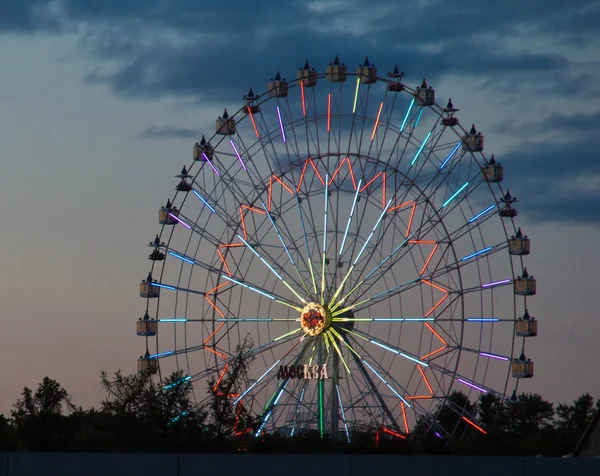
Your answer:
296,60 -> 317,87
508,228 -> 530,255
137,351 -> 158,375
140,274 -> 160,298
268,71 -> 288,98
515,309 -> 537,337
137,312 -> 158,336
356,57 -> 377,84
499,190 -> 518,218
462,124 -> 484,152
216,109 -> 236,135
482,155 -> 503,182
415,78 -> 435,106
159,199 -> 179,225
514,268 -> 536,296
511,353 -> 534,378
326,55 -> 347,83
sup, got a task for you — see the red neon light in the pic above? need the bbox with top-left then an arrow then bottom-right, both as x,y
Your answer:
382,171 -> 386,207
327,93 -> 331,132
206,281 -> 230,296
425,294 -> 449,318
205,297 -> 225,319
217,248 -> 232,276
420,346 -> 447,360
381,427 -> 406,439
269,174 -> 294,211
424,322 -> 448,345
371,101 -> 384,140
242,204 -> 266,215
205,346 -> 228,360
462,416 -> 487,435
359,171 -> 386,207
420,244 -> 438,276
405,395 -> 433,400
239,206 -> 248,239
329,157 -> 357,190
418,366 -> 434,394
388,200 -> 414,213
360,171 -> 383,192
300,82 -> 306,117
248,107 -> 260,138
297,157 -> 325,192
422,280 -> 448,293
406,202 -> 417,237
213,363 -> 230,392
401,403 -> 409,434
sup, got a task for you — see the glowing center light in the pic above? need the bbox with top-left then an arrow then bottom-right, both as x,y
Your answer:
300,302 -> 331,336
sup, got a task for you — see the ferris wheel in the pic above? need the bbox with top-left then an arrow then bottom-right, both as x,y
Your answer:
136,56 -> 538,439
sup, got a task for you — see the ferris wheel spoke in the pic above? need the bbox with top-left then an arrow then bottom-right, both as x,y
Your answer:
255,337 -> 314,435
347,334 -> 441,423
234,333 -> 308,405
235,234 -> 308,305
328,199 -> 392,309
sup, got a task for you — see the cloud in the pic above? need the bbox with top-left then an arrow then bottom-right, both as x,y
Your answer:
499,116 -> 600,224
2,0 -> 595,103
138,126 -> 199,140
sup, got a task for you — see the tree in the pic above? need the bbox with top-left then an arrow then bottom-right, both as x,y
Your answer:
504,393 -> 554,435
206,335 -> 256,440
10,377 -> 76,450
556,393 -> 599,432
97,369 -> 206,451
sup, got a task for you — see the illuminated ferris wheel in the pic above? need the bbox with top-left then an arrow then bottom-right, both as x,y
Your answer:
136,56 -> 538,439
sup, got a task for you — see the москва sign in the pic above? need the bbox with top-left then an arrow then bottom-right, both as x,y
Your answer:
276,364 -> 328,380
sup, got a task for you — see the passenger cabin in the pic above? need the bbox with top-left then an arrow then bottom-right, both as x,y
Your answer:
356,57 -> 377,84
268,71 -> 289,98
415,78 -> 435,106
296,60 -> 318,87
326,55 -> 347,83
137,351 -> 158,375
137,311 -> 158,336
441,98 -> 459,126
462,124 -> 484,152
216,109 -> 236,135
387,65 -> 404,92
482,155 -> 503,182
243,87 -> 260,114
511,352 -> 534,378
499,190 -> 518,218
514,268 -> 536,296
515,309 -> 538,337
159,202 -> 178,224
176,179 -> 193,192
148,235 -> 165,261
140,273 -> 160,298
509,228 -> 530,255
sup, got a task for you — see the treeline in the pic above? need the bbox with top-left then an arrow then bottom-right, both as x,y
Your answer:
0,370 -> 596,456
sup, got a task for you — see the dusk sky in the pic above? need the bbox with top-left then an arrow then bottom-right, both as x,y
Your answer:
1,0 -> 600,415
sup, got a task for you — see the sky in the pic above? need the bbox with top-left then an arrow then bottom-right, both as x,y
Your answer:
1,0 -> 600,415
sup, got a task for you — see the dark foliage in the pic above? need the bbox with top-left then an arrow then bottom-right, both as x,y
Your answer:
1,371 -> 597,455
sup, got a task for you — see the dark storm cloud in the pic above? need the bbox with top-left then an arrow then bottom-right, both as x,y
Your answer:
2,1 -> 596,102
500,121 -> 600,223
0,0 -> 60,32
495,111 -> 600,138
138,126 -> 199,140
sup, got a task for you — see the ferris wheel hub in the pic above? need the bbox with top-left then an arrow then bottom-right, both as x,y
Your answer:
300,302 -> 331,336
